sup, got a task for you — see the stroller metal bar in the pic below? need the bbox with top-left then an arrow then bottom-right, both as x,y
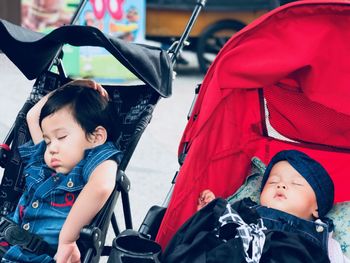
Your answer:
121,191 -> 133,229
40,0 -> 88,78
157,171 -> 179,208
0,125 -> 14,168
1,124 -> 14,146
162,184 -> 174,208
111,212 -> 120,236
82,249 -> 93,263
45,49 -> 65,77
187,84 -> 201,121
69,0 -> 89,25
162,170 -> 178,207
55,58 -> 68,79
170,0 -> 207,65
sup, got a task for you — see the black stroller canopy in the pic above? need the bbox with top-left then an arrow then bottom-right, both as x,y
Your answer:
0,19 -> 172,97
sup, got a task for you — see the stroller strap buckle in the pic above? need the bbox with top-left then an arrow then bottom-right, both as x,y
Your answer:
0,216 -> 55,256
4,225 -> 32,247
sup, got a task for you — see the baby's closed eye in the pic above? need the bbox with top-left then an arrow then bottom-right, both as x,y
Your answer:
267,176 -> 280,184
292,181 -> 304,186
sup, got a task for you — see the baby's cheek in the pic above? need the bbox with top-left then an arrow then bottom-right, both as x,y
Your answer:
44,151 -> 50,167
259,190 -> 269,206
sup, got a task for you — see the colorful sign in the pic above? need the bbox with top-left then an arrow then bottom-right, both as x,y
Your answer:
83,0 -> 145,43
75,0 -> 145,82
21,0 -> 79,33
21,0 -> 146,83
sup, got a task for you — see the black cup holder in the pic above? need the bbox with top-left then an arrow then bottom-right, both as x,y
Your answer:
107,229 -> 162,263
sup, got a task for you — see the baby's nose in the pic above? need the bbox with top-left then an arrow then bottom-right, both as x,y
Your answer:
277,183 -> 287,190
48,143 -> 58,154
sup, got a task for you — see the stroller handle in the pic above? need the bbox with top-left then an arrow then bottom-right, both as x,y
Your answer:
66,0 -> 207,67
170,0 -> 207,65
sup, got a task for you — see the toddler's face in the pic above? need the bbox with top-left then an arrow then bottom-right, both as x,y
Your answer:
260,161 -> 318,220
42,106 -> 95,174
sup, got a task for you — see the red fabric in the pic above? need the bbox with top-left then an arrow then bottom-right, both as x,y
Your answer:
0,144 -> 10,151
156,0 -> 350,248
19,205 -> 24,219
265,83 -> 350,149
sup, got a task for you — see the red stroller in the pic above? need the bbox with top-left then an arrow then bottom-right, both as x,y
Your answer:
155,0 -> 350,259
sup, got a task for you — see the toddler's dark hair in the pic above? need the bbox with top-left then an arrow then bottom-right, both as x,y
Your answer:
39,84 -> 117,142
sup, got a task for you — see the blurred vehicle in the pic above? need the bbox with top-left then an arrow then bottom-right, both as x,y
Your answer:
146,0 -> 287,73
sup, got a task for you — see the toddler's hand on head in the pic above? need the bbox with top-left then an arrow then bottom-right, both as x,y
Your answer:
65,79 -> 109,99
197,189 -> 215,211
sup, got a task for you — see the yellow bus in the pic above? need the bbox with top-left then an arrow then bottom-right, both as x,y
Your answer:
146,0 -> 290,73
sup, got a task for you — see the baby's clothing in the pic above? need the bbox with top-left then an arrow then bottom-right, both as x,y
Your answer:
223,198 -> 331,262
245,199 -> 347,263
161,198 -> 345,263
1,140 -> 122,262
252,201 -> 348,263
255,205 -> 331,252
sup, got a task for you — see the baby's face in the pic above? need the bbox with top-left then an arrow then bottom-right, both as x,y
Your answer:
260,161 -> 318,220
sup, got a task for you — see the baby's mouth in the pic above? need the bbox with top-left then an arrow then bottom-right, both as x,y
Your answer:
274,192 -> 286,199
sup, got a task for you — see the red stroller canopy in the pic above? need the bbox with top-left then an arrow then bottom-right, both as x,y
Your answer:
157,0 -> 350,248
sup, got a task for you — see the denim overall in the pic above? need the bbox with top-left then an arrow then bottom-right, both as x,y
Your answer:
255,205 -> 333,253
1,140 -> 122,263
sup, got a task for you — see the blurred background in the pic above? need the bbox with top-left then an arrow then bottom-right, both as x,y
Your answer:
1,0 -> 295,75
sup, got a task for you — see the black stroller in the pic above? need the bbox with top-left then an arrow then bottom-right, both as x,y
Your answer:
0,20 -> 170,262
0,19 -> 171,262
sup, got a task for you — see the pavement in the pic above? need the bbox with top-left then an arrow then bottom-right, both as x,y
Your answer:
0,51 -> 204,255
